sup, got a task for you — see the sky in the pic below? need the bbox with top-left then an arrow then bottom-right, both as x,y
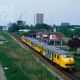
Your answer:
0,0 -> 80,25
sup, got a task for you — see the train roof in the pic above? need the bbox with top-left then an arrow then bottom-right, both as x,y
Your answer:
23,36 -> 70,55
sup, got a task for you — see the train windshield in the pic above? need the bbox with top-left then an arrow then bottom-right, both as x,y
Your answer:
63,53 -> 73,58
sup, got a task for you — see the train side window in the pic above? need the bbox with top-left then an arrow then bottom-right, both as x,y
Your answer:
49,51 -> 50,54
39,46 -> 41,49
52,52 -> 54,56
38,46 -> 40,49
54,54 -> 56,58
48,50 -> 51,55
47,50 -> 49,54
43,48 -> 46,52
57,55 -> 59,59
38,45 -> 39,48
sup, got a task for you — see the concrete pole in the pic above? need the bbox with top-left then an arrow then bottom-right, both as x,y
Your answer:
61,40 -> 62,45
54,41 -> 55,45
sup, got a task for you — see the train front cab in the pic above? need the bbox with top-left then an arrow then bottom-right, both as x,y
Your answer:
60,54 -> 75,69
53,53 -> 75,69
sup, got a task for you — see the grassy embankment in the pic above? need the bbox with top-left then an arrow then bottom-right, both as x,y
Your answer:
0,31 -> 59,80
74,53 -> 80,70
67,50 -> 80,70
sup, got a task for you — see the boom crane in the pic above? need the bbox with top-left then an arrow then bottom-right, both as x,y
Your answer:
19,13 -> 23,21
17,13 -> 24,25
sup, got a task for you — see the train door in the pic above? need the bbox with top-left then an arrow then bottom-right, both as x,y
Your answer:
49,51 -> 54,61
51,52 -> 54,62
54,53 -> 60,65
42,47 -> 46,56
57,54 -> 60,65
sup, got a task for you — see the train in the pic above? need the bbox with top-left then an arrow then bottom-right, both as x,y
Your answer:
21,35 -> 75,69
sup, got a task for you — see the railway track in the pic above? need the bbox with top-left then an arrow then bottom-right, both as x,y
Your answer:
8,32 -> 80,80
40,54 -> 80,80
66,70 -> 80,80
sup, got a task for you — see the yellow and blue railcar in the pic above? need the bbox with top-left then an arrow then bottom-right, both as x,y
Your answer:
21,36 -> 75,69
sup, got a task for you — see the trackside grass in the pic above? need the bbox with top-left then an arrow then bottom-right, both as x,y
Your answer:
74,54 -> 80,70
68,50 -> 80,70
0,31 -> 59,80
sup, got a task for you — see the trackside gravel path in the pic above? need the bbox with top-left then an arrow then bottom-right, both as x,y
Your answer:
0,65 -> 6,80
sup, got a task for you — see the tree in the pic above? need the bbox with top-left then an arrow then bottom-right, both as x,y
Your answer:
8,21 -> 30,32
58,26 -> 72,37
67,37 -> 80,54
8,23 -> 19,32
75,28 -> 80,36
34,23 -> 52,31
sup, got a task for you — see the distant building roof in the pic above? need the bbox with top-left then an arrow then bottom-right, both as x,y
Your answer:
61,23 -> 70,26
36,31 -> 63,40
17,20 -> 26,26
19,29 -> 30,32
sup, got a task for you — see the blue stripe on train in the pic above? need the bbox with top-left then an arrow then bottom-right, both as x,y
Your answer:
46,52 -> 51,58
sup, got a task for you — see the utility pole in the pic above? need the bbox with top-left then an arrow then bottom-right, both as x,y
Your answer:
34,14 -> 35,26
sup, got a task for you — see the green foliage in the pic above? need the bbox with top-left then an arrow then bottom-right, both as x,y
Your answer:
74,54 -> 80,70
74,28 -> 80,36
0,51 -> 29,80
8,22 -> 30,32
8,22 -> 53,33
33,23 -> 52,31
58,26 -> 72,37
67,37 -> 80,54
8,23 -> 19,32
17,31 -> 28,37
